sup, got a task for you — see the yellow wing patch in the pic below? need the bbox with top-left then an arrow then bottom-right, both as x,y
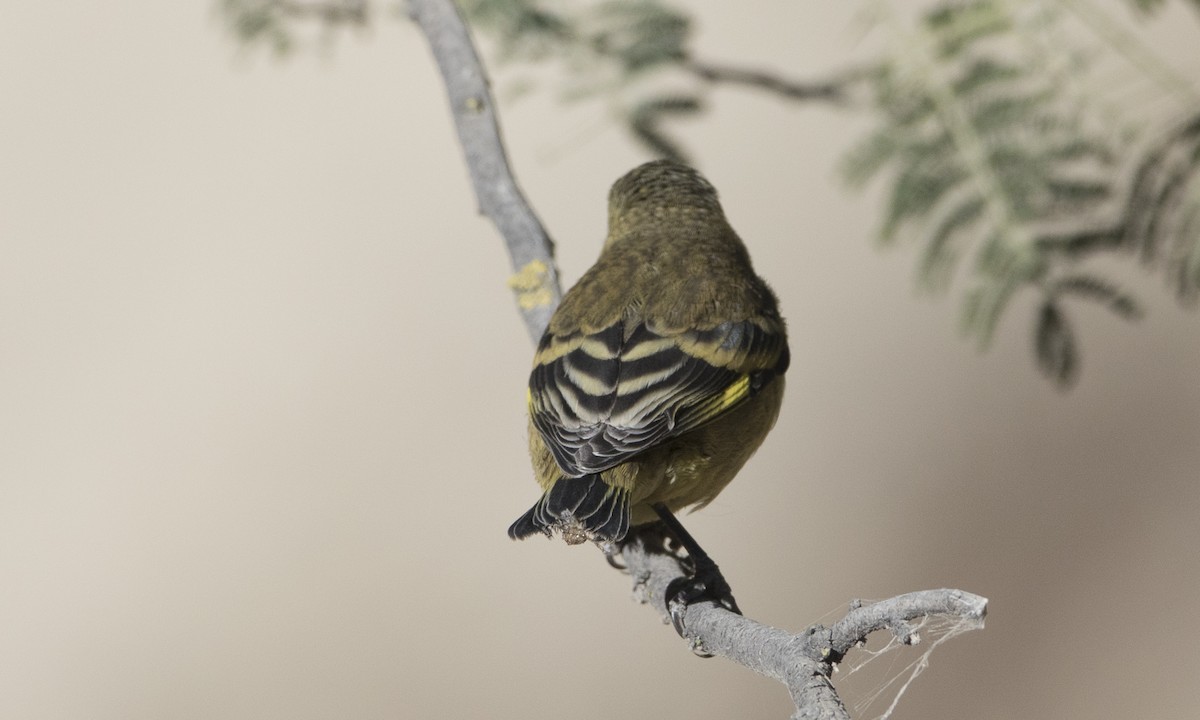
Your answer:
719,373 -> 752,411
676,373 -> 751,430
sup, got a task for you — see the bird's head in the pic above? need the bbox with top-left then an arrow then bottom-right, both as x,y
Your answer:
606,159 -> 725,243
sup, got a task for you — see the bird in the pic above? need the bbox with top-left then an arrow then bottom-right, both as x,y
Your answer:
508,159 -> 789,625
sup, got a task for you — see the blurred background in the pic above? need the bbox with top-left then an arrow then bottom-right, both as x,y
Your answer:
3,1 -> 1199,718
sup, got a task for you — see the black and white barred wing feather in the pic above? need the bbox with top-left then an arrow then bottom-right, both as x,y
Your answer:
509,314 -> 788,542
530,317 -> 789,478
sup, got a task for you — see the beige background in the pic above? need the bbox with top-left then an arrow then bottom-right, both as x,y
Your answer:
3,2 -> 1199,719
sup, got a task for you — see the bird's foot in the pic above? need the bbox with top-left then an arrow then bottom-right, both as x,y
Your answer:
602,543 -> 627,571
665,556 -> 741,658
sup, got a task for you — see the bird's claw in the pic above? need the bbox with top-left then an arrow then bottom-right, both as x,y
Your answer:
665,562 -> 742,658
604,549 -> 628,572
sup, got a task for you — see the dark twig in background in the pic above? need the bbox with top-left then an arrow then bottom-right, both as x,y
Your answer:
683,57 -> 853,104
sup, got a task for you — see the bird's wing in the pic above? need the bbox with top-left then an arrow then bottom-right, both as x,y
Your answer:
529,317 -> 789,477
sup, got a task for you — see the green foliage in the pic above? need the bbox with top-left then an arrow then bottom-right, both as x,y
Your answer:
1123,113 -> 1200,303
467,0 -> 697,155
215,0 -> 1200,388
221,0 -> 295,55
1050,275 -> 1142,319
1127,0 -> 1200,16
925,0 -> 1013,56
1034,300 -> 1077,386
587,1 -> 689,73
1129,0 -> 1169,12
1033,274 -> 1142,386
219,0 -> 366,56
457,0 -> 573,62
842,0 -> 1200,386
459,0 -> 689,72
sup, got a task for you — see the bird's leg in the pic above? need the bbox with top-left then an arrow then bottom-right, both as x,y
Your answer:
651,503 -> 741,652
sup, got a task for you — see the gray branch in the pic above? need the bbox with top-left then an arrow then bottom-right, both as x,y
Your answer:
409,1 -> 988,716
409,0 -> 562,342
621,536 -> 987,720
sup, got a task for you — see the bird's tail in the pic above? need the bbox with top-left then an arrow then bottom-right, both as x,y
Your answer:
508,474 -> 630,544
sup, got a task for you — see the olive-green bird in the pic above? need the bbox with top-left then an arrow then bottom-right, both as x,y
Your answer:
508,159 -> 789,558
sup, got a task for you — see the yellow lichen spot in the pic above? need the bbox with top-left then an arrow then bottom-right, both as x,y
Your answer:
508,259 -> 554,310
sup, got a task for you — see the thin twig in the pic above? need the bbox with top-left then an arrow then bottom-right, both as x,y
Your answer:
830,589 -> 987,654
683,57 -> 854,104
408,0 -> 562,342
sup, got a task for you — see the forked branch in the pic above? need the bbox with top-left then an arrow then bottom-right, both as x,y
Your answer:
621,536 -> 986,720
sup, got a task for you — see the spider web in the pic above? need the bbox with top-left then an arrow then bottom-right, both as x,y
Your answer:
817,599 -> 985,720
